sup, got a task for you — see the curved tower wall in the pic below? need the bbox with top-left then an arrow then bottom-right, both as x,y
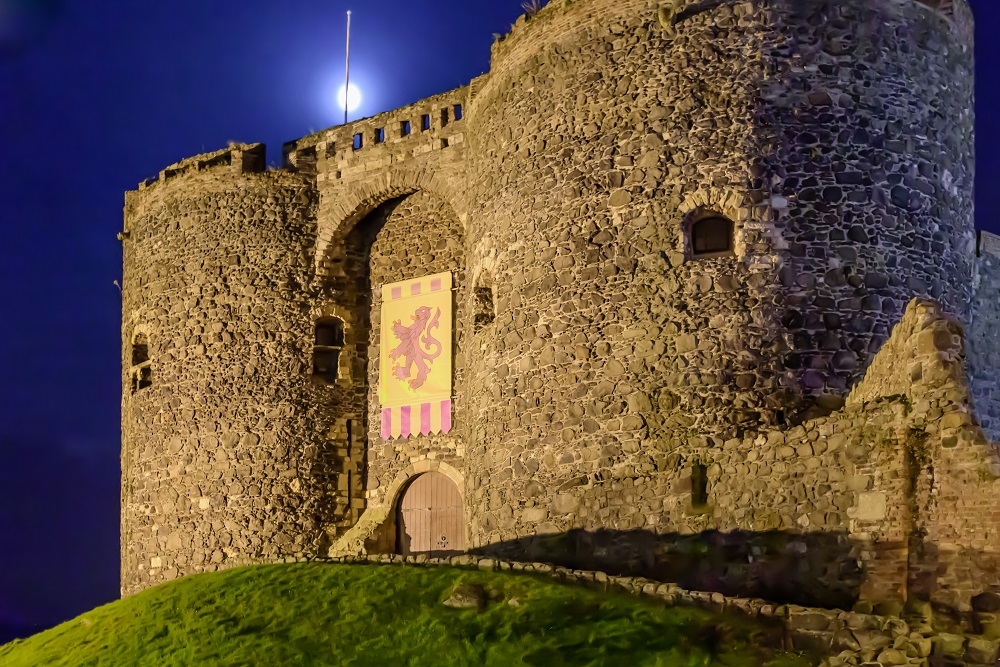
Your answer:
768,0 -> 975,396
120,148 -> 338,594
463,0 -> 973,547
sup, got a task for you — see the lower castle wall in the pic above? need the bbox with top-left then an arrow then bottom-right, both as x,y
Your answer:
456,300 -> 1000,612
469,398 -> 911,609
969,234 -> 1000,442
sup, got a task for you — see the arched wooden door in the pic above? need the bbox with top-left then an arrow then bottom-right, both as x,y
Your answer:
396,472 -> 465,557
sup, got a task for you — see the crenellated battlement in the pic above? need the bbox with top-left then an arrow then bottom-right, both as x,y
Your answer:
282,87 -> 469,177
136,143 -> 266,191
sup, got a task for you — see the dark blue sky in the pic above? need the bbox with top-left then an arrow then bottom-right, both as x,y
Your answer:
0,0 -> 997,635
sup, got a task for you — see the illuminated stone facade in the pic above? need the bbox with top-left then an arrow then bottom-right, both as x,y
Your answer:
121,0 -> 999,634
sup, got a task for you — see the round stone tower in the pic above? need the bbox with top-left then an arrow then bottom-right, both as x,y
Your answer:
119,145 -> 350,594
462,0 -> 973,547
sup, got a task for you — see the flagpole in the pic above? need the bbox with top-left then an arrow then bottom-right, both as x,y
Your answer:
344,10 -> 352,125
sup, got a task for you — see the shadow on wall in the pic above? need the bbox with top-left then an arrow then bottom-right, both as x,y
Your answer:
472,528 -> 864,610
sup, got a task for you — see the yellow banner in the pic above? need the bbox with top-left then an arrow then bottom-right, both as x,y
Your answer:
379,272 -> 453,438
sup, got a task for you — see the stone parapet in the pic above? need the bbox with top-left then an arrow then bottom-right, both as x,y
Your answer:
134,143 -> 266,191
282,86 -> 468,178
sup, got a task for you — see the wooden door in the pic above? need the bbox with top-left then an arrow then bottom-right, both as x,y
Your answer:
397,472 -> 465,557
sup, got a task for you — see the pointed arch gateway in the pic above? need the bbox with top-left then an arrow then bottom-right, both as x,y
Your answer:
396,471 -> 465,557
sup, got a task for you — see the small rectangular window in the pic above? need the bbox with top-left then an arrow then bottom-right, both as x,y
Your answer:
353,133 -> 363,150
132,342 -> 149,367
313,349 -> 341,382
454,104 -> 463,121
400,120 -> 411,137
131,334 -> 152,394
421,114 -> 431,131
375,128 -> 385,144
440,108 -> 450,127
690,214 -> 734,257
474,287 -> 495,333
691,463 -> 709,508
314,317 -> 345,384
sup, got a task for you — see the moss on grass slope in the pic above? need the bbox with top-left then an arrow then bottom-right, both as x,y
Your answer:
0,563 -> 811,666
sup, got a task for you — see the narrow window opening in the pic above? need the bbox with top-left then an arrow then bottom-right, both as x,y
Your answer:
133,366 -> 152,394
775,410 -> 786,426
454,104 -> 463,120
691,463 -> 709,509
421,114 -> 431,131
314,317 -> 345,384
400,120 -> 411,137
132,340 -> 149,367
375,128 -> 385,144
688,210 -> 735,259
474,286 -> 495,332
130,334 -> 152,394
440,108 -> 450,127
353,133 -> 363,150
439,138 -> 450,149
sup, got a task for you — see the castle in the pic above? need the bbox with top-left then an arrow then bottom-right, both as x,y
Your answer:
121,0 -> 1000,622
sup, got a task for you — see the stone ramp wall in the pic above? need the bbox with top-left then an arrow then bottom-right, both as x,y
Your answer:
845,299 -> 1000,612
217,553 -> 1000,666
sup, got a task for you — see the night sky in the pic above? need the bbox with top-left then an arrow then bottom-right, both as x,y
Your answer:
0,0 -> 997,638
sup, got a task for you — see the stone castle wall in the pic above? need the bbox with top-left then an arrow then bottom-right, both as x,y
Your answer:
120,0 -> 999,614
969,232 -> 1000,442
462,0 -> 975,560
121,145 -> 338,595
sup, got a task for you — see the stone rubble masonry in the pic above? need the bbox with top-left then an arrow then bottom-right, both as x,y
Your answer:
121,0 -> 998,628
969,231 -> 1000,443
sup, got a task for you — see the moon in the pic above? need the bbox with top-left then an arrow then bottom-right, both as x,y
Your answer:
337,83 -> 362,114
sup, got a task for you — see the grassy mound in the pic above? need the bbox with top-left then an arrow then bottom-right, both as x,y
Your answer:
0,563 -> 811,666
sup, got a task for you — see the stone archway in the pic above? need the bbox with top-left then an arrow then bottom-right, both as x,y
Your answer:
396,471 -> 465,557
315,168 -> 468,275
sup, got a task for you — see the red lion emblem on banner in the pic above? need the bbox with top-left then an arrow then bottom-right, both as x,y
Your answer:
389,306 -> 442,390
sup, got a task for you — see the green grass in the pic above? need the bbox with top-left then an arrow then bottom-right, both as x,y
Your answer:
0,563 -> 812,667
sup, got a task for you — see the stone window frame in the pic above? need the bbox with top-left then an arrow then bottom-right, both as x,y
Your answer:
129,329 -> 152,394
472,271 -> 496,334
311,306 -> 353,386
313,316 -> 346,385
683,207 -> 737,260
690,462 -> 709,508
685,460 -> 712,517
